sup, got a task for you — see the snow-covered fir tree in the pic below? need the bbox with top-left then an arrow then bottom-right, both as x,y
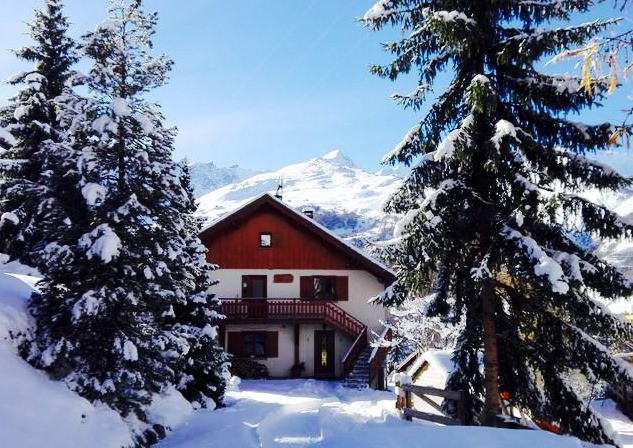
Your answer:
387,294 -> 461,369
0,0 -> 79,270
170,162 -> 230,408
364,0 -> 633,443
27,1 -> 227,443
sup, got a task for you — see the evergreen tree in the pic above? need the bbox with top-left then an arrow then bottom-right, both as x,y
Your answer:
387,294 -> 460,369
27,0 -> 227,443
170,162 -> 230,408
364,1 -> 633,443
0,0 -> 79,270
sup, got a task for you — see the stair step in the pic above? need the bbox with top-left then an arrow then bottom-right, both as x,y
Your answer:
343,343 -> 375,389
343,382 -> 369,389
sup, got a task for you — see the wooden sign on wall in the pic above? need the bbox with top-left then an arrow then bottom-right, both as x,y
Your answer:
273,274 -> 294,283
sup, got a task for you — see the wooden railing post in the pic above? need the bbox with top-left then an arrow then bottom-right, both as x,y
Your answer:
404,388 -> 413,421
457,390 -> 466,424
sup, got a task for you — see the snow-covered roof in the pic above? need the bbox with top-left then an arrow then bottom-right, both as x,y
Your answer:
199,193 -> 396,285
407,350 -> 455,381
398,349 -> 457,383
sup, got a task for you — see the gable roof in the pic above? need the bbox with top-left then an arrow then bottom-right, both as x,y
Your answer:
199,193 -> 396,285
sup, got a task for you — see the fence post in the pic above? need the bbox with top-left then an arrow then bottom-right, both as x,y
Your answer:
395,381 -> 402,410
404,387 -> 413,421
457,390 -> 466,425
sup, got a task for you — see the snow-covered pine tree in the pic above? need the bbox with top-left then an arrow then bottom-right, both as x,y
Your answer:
364,1 -> 633,443
27,1 -> 226,443
0,0 -> 79,270
170,162 -> 230,408
387,294 -> 460,369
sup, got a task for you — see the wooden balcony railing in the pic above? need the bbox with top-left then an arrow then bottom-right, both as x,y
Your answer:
219,298 -> 366,340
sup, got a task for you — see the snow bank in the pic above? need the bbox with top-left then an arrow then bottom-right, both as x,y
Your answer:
591,399 -> 633,447
0,273 -> 134,447
147,387 -> 194,431
316,424 -> 584,448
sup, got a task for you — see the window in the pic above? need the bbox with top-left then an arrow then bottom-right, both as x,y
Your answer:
242,275 -> 267,298
242,331 -> 267,357
259,233 -> 272,247
300,276 -> 348,301
313,276 -> 336,300
227,331 -> 279,358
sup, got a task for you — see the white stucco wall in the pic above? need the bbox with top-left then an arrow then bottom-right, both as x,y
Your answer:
213,268 -> 388,332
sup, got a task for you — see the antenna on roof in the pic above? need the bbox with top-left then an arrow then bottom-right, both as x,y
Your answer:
275,178 -> 284,200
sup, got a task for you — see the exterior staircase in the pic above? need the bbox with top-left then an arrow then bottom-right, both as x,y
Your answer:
343,326 -> 393,389
343,346 -> 373,388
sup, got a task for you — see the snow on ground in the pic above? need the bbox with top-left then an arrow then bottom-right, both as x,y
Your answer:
158,379 -> 593,448
592,399 -> 633,448
0,272 -> 134,448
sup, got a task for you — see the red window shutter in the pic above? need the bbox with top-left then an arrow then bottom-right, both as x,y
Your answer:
300,276 -> 314,299
266,331 -> 279,358
336,276 -> 349,301
227,332 -> 243,356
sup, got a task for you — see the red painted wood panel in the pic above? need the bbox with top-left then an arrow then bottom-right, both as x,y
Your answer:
205,209 -> 358,270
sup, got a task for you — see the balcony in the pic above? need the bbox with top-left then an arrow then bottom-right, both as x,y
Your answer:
219,298 -> 365,340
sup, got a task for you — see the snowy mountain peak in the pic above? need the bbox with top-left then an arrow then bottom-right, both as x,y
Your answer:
195,151 -> 402,245
317,149 -> 355,168
188,161 -> 260,198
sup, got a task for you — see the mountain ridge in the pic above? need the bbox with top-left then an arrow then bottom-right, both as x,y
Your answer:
193,149 -> 403,245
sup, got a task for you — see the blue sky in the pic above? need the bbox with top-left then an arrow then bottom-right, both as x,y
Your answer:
0,1 -> 632,174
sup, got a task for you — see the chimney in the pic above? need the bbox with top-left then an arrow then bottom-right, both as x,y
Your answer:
275,180 -> 283,200
302,206 -> 315,219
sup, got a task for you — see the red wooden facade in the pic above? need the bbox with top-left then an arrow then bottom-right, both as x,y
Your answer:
199,194 -> 395,285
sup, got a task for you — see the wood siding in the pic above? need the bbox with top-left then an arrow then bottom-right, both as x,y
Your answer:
204,209 -> 362,270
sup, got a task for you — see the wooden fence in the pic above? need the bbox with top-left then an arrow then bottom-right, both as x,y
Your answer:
395,383 -> 465,425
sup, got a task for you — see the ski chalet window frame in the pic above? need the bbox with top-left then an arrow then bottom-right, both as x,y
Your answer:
300,275 -> 349,301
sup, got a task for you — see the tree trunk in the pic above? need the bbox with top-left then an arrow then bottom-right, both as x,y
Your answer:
482,280 -> 501,425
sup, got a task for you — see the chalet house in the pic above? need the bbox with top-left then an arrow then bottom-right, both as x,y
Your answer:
199,193 -> 395,387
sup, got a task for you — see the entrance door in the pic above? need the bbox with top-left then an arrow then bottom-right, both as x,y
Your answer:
314,330 -> 335,377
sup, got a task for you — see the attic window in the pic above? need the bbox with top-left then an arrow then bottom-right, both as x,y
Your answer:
259,233 -> 272,247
